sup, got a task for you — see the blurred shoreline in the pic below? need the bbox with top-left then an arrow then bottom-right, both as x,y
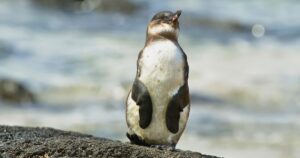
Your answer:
0,0 -> 300,158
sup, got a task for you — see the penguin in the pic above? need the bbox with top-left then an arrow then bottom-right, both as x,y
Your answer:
126,10 -> 190,150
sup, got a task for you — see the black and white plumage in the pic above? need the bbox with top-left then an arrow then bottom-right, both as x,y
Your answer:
126,10 -> 190,150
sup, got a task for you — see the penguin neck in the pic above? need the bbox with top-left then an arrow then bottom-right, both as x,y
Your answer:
145,33 -> 178,46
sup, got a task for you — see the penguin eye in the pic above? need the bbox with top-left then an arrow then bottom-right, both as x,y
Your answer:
160,15 -> 171,22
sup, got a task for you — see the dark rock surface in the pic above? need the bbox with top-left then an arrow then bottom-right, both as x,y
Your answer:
31,0 -> 143,14
184,16 -> 251,33
0,42 -> 14,60
0,79 -> 35,104
0,125 -> 221,158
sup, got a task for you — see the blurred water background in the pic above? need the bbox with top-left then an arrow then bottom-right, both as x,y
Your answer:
0,0 -> 300,157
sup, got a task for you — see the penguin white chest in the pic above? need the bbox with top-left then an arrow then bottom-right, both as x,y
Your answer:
139,40 -> 185,94
134,40 -> 185,144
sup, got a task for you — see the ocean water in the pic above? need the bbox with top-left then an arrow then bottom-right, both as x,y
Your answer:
0,0 -> 300,158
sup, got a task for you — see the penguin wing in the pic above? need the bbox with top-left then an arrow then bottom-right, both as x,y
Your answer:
166,82 -> 190,133
181,47 -> 189,82
166,48 -> 190,133
131,79 -> 153,129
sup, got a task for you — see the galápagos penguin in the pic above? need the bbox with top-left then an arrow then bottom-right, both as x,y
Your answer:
126,10 -> 190,150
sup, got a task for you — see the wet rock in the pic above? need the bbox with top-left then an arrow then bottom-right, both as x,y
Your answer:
0,42 -> 14,60
0,79 -> 35,104
0,125 -> 221,158
184,16 -> 251,33
191,93 -> 224,104
30,0 -> 82,12
92,0 -> 142,14
31,0 -> 143,14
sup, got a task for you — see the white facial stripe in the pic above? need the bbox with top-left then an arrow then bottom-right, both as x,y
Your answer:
148,24 -> 178,36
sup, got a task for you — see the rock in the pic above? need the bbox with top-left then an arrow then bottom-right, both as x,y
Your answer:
0,42 -> 14,60
184,16 -> 251,33
0,125 -> 221,158
0,79 -> 35,104
31,0 -> 143,14
190,93 -> 224,104
30,0 -> 81,12
92,0 -> 143,14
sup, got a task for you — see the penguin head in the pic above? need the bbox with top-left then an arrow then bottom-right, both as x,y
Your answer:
147,10 -> 182,40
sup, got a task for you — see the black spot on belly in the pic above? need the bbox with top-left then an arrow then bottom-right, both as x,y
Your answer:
131,79 -> 153,129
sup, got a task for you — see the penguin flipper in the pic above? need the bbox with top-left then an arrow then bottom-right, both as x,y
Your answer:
126,132 -> 149,146
166,82 -> 190,133
131,79 -> 153,129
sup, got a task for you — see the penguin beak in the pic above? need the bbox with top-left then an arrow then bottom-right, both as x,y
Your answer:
172,10 -> 182,23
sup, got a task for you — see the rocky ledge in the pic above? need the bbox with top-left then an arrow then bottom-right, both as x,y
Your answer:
0,125 -> 220,158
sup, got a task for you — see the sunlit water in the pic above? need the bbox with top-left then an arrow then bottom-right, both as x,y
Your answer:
0,0 -> 300,158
